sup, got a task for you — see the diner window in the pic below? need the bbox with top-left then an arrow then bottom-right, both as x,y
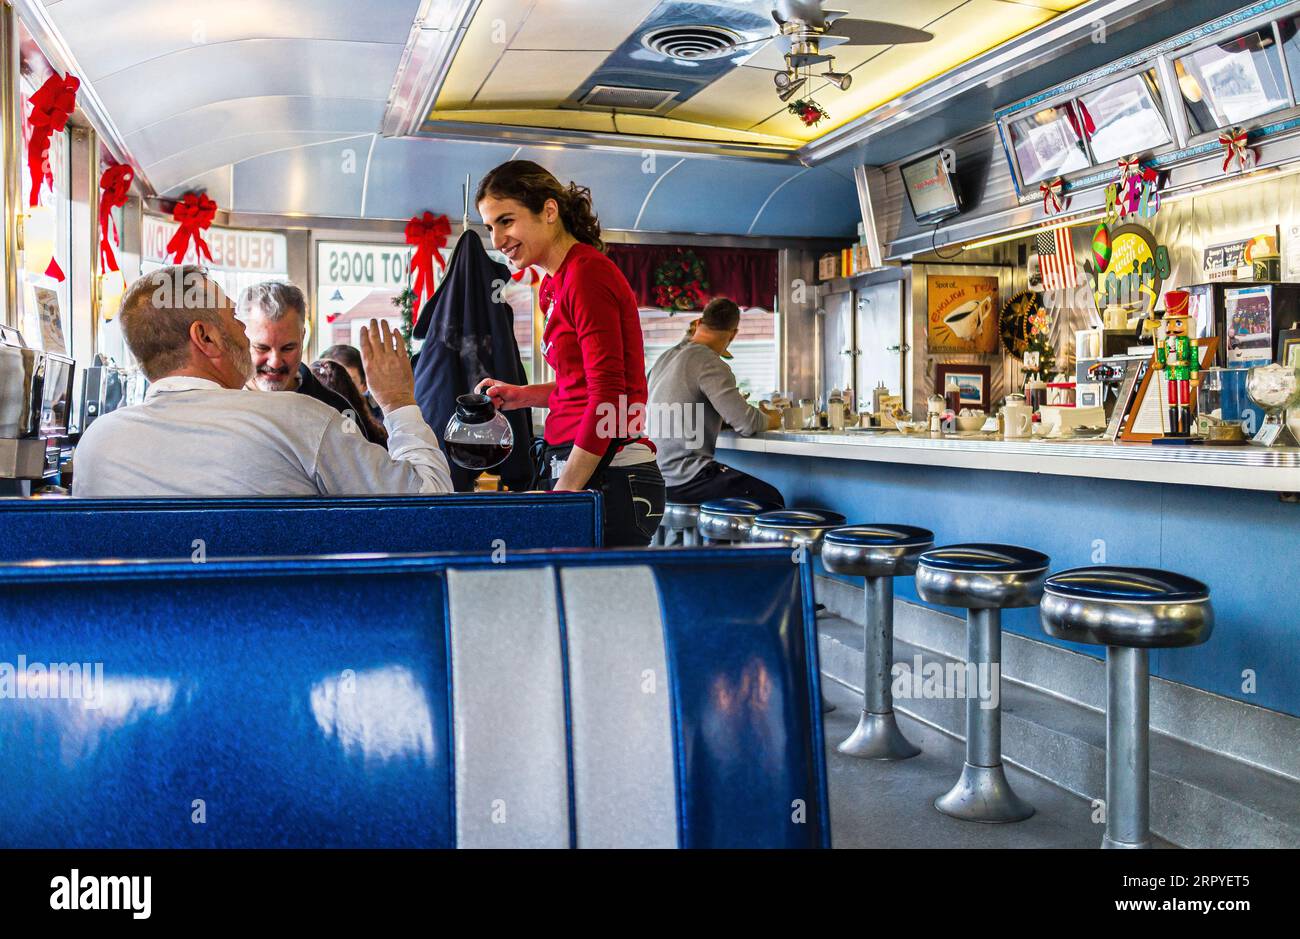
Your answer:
1006,103 -> 1091,187
641,305 -> 779,399
18,72 -> 73,356
1077,70 -> 1171,163
97,202 -> 131,366
1175,28 -> 1291,133
1280,16 -> 1300,101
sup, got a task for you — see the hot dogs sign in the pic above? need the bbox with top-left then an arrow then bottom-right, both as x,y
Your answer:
927,275 -> 1000,354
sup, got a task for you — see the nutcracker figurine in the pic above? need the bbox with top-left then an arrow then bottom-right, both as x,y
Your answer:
1155,290 -> 1196,437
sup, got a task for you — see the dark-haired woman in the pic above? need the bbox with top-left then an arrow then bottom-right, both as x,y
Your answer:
474,160 -> 664,547
310,358 -> 388,446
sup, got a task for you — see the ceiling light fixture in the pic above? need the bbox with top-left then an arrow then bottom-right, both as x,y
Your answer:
777,78 -> 807,102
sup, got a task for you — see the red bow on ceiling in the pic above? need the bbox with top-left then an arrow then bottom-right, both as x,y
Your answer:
405,211 -> 451,313
26,72 -> 79,207
166,191 -> 218,264
98,164 -> 134,273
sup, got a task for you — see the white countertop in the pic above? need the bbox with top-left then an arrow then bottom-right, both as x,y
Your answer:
717,429 -> 1300,493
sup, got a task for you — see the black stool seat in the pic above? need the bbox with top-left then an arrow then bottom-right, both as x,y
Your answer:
1042,567 -> 1214,648
917,543 -> 1050,573
749,509 -> 847,552
822,525 -> 934,578
697,498 -> 781,542
916,544 -> 1049,610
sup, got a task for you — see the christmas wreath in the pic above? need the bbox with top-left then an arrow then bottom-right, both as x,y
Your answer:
788,98 -> 828,127
653,248 -> 710,313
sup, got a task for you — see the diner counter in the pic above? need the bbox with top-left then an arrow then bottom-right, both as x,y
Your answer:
718,429 -> 1300,493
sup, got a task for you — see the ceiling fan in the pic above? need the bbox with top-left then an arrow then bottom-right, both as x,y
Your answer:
751,1 -> 935,101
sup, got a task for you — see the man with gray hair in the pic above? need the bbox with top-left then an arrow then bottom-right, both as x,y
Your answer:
237,280 -> 380,442
72,265 -> 452,497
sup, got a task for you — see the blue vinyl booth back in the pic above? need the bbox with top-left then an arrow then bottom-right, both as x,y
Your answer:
0,546 -> 829,848
0,493 -> 602,560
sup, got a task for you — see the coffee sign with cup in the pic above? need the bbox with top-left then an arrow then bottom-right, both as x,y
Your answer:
927,275 -> 1000,353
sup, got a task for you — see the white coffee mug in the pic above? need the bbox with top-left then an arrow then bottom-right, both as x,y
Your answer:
1003,402 -> 1032,438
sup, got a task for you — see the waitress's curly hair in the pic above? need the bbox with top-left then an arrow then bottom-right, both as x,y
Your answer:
475,160 -> 603,252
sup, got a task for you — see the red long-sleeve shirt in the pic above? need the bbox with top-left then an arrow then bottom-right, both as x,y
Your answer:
539,243 -> 649,454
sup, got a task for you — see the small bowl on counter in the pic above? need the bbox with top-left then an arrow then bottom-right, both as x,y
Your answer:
894,420 -> 927,435
954,414 -> 987,432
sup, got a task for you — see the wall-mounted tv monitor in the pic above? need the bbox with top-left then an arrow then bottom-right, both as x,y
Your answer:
900,151 -> 963,225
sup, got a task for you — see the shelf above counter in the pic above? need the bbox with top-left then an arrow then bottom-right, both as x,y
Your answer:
717,429 -> 1300,493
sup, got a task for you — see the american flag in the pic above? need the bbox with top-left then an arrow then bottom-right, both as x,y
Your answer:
1036,227 -> 1077,290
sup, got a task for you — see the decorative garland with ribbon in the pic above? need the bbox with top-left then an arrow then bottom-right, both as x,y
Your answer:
1219,127 -> 1256,174
653,247 -> 710,313
1039,177 -> 1068,216
26,72 -> 79,207
404,211 -> 451,313
166,191 -> 218,264
787,98 -> 828,127
98,164 -> 133,273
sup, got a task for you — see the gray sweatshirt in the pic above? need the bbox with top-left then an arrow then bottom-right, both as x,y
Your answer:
646,338 -> 769,487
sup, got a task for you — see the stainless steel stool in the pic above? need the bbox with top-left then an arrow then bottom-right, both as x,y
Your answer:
1040,567 -> 1213,849
657,502 -> 700,546
697,498 -> 780,545
916,543 -> 1050,823
749,509 -> 848,714
821,524 -> 935,760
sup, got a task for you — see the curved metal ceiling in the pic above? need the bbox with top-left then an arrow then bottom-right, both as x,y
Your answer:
36,0 -> 861,237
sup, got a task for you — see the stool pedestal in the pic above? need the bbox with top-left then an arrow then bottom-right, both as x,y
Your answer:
838,576 -> 920,760
1104,646 -> 1150,849
933,607 -> 1033,823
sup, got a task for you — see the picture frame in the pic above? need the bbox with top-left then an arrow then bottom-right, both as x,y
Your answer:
935,363 -> 992,411
1279,328 -> 1300,367
1120,337 -> 1219,442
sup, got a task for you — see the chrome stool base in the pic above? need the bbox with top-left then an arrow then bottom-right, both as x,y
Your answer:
837,709 -> 920,761
1102,834 -> 1151,850
934,762 -> 1035,824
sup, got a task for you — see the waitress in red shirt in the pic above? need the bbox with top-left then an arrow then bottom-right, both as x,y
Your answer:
474,160 -> 665,547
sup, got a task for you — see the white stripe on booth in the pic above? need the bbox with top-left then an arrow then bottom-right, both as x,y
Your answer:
447,567 -> 570,848
561,566 -> 678,848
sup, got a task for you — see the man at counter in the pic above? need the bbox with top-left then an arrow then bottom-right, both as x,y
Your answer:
72,265 -> 452,497
237,281 -> 381,443
647,298 -> 784,507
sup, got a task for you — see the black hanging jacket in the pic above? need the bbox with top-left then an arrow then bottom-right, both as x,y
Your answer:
412,234 -> 535,491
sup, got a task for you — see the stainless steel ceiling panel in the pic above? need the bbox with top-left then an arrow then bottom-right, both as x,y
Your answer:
127,96 -> 383,169
160,167 -> 231,205
228,135 -> 372,217
360,136 -> 521,220
508,146 -> 662,231
92,39 -> 404,135
151,130 -> 371,196
43,0 -> 419,81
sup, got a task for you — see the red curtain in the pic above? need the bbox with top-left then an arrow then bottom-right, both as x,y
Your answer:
606,244 -> 778,311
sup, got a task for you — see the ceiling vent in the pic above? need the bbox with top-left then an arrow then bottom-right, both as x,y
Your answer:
641,24 -> 741,61
581,85 -> 678,112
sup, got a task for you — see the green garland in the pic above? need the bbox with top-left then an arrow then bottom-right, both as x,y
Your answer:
393,286 -> 416,351
653,248 -> 710,313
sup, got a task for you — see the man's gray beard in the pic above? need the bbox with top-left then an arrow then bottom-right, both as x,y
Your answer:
253,367 -> 295,391
223,337 -> 256,387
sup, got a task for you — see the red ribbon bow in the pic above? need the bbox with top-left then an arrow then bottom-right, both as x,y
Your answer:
1219,128 -> 1254,173
1039,177 -> 1067,215
405,211 -> 451,312
166,192 -> 218,264
511,265 -> 540,286
26,72 -> 79,207
1116,157 -> 1142,182
97,164 -> 134,273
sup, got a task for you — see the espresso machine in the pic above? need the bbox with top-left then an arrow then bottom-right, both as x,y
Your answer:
0,327 -> 76,495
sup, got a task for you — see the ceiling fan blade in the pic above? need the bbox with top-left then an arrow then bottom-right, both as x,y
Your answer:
830,18 -> 935,46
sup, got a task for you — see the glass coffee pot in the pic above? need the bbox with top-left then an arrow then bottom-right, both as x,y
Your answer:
443,393 -> 514,470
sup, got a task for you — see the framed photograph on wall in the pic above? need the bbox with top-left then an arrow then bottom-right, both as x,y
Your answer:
935,363 -> 992,410
1279,328 -> 1300,367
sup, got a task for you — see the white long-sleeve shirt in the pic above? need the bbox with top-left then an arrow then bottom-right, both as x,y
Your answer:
71,376 -> 453,498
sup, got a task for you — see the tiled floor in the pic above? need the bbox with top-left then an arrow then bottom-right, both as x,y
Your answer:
822,677 -> 1173,849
